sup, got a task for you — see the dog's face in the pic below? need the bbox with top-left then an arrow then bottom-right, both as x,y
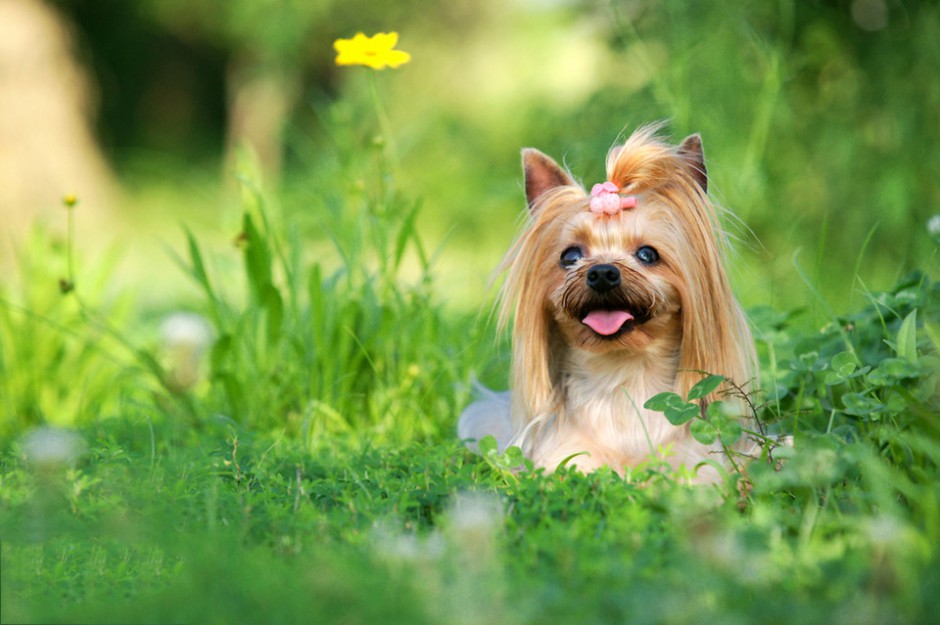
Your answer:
545,203 -> 684,355
500,127 -> 755,426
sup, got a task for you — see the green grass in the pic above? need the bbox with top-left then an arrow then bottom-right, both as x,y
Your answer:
2,153 -> 940,623
3,3 -> 940,622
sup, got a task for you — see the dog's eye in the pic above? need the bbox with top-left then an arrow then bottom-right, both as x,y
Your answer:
635,245 -> 660,265
560,246 -> 584,268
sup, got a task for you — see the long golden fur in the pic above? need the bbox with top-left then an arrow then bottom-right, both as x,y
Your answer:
458,125 -> 756,482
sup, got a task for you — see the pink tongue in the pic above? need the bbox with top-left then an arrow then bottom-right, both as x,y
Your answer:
581,310 -> 634,335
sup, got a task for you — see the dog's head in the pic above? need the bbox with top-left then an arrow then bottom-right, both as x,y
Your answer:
500,126 -> 754,421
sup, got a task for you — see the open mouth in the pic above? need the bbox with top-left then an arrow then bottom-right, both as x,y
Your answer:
580,309 -> 637,338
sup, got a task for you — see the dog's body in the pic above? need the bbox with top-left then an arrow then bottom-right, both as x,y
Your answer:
459,126 -> 757,482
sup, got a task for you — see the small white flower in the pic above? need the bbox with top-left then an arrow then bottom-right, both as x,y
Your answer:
160,312 -> 213,351
447,492 -> 504,539
160,312 -> 213,391
927,214 -> 940,242
372,521 -> 444,564
445,491 -> 504,568
866,514 -> 903,546
21,426 -> 85,468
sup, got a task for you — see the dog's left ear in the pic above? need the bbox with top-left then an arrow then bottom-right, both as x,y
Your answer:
678,134 -> 707,193
522,148 -> 575,212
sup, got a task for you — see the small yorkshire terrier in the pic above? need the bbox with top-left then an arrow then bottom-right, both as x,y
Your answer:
459,125 -> 757,482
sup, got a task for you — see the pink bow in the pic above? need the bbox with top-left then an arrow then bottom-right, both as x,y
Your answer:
589,182 -> 637,215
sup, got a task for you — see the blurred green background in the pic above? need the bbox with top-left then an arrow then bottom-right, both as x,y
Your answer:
3,0 -> 938,318
3,5 -> 940,621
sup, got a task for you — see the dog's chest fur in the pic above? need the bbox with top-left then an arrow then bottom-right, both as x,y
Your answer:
529,335 -> 710,474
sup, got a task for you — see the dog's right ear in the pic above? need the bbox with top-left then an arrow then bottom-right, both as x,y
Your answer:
522,148 -> 575,211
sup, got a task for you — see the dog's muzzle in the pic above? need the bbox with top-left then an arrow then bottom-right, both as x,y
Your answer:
570,263 -> 656,337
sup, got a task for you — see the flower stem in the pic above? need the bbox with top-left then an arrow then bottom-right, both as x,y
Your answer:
368,72 -> 399,170
61,195 -> 77,294
67,204 -> 75,288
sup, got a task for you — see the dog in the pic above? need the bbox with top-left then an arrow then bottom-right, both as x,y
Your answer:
458,125 -> 757,482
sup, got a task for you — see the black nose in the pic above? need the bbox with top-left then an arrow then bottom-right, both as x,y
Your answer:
586,264 -> 621,292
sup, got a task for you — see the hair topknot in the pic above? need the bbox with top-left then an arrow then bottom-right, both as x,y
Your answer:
605,124 -> 704,196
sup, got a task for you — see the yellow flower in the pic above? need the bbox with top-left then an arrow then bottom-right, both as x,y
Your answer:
334,32 -> 411,70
